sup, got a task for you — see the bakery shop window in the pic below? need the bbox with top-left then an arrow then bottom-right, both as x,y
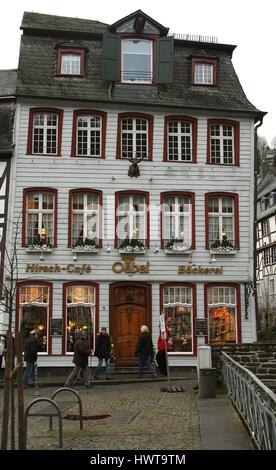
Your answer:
163,285 -> 194,353
208,286 -> 237,343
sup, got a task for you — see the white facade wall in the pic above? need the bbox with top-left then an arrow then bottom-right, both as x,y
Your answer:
7,98 -> 257,366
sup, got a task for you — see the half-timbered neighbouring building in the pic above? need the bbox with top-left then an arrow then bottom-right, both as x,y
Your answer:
0,69 -> 16,331
257,163 -> 276,339
6,9 -> 264,367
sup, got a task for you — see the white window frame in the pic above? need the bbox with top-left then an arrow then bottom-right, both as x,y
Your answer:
121,117 -> 149,159
19,285 -> 50,355
207,286 -> 237,344
167,121 -> 193,161
208,196 -> 234,247
32,112 -> 59,155
163,286 -> 194,355
65,286 -> 96,355
194,63 -> 214,84
26,192 -> 55,246
210,123 -> 235,164
117,194 -> 146,242
76,115 -> 102,157
72,192 -> 99,244
163,195 -> 192,247
61,53 -> 81,75
121,39 -> 153,83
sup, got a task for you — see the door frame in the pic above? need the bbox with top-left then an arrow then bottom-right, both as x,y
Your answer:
109,281 -> 152,364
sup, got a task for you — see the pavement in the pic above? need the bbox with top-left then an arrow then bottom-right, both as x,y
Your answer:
0,368 -> 254,451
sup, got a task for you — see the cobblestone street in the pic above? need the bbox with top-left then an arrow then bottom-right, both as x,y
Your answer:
0,378 -> 201,450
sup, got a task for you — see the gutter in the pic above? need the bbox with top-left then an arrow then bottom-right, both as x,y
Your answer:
254,115 -> 264,340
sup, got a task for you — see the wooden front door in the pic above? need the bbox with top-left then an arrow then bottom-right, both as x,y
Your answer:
110,282 -> 151,365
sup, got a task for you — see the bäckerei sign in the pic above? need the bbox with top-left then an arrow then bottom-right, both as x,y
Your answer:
178,265 -> 223,275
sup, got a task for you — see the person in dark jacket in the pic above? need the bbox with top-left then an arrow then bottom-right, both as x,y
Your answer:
65,333 -> 92,388
135,325 -> 156,378
23,330 -> 39,387
94,327 -> 112,380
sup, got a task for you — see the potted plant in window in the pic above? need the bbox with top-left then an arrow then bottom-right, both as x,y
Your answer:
27,233 -> 52,252
118,238 -> 146,254
165,239 -> 191,254
72,237 -> 99,253
210,229 -> 236,253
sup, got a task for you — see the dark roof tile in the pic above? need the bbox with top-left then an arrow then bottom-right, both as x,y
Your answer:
0,70 -> 17,97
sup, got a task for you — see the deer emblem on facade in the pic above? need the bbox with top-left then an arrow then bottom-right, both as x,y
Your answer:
127,154 -> 144,178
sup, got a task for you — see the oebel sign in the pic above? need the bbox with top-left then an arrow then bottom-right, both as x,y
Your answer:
25,264 -> 91,275
112,255 -> 149,274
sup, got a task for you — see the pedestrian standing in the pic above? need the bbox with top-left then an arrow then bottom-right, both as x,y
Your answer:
65,332 -> 91,388
156,328 -> 170,376
135,325 -> 156,378
94,327 -> 112,380
23,330 -> 39,387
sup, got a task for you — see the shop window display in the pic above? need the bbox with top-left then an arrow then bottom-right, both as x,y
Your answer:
66,286 -> 95,353
19,285 -> 49,353
208,286 -> 237,343
163,286 -> 193,353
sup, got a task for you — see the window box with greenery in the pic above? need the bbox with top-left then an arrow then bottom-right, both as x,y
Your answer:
165,239 -> 192,254
72,238 -> 99,253
118,239 -> 146,254
210,239 -> 236,254
26,234 -> 53,253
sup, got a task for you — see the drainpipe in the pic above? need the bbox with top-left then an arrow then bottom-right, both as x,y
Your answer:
254,115 -> 264,341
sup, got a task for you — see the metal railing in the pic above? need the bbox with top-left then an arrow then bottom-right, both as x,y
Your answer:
220,351 -> 276,450
171,33 -> 218,43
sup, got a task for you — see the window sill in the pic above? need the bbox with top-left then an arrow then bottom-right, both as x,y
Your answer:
165,249 -> 192,255
72,247 -> 99,254
209,248 -> 237,255
118,248 -> 146,255
26,247 -> 53,253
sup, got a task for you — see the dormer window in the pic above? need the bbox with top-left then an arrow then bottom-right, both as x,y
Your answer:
57,48 -> 85,76
192,57 -> 217,85
121,39 -> 152,83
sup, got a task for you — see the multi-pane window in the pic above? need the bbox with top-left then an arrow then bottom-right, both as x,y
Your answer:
208,286 -> 237,344
163,285 -> 194,353
208,196 -> 235,248
76,115 -> 102,157
121,117 -> 148,159
25,191 -> 55,246
271,247 -> 276,264
262,220 -> 270,236
264,248 -> 271,266
167,121 -> 192,161
210,123 -> 235,164
19,285 -> 50,353
163,195 -> 192,248
61,53 -> 81,75
117,194 -> 146,243
32,112 -> 59,155
71,192 -> 100,246
121,39 -> 152,83
65,285 -> 96,353
194,63 -> 213,84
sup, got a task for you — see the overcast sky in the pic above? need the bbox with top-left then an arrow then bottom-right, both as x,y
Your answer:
1,0 -> 275,144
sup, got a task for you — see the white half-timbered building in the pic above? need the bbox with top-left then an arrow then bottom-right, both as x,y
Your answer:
6,9 -> 265,367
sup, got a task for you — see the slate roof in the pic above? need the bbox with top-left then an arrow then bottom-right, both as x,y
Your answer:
0,102 -> 15,153
0,70 -> 16,154
21,11 -> 108,34
16,11 -> 263,117
0,69 -> 17,97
